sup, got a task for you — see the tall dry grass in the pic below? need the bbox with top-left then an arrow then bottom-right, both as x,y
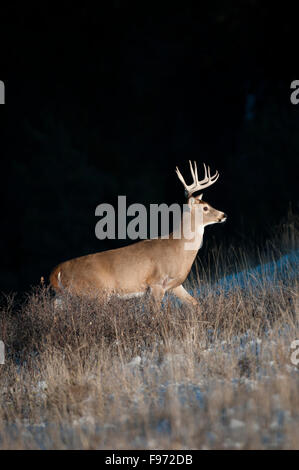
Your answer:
0,214 -> 298,449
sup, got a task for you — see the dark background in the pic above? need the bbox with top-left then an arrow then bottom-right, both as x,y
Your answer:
0,2 -> 298,294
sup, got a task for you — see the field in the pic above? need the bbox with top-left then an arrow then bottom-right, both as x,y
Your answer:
0,215 -> 298,450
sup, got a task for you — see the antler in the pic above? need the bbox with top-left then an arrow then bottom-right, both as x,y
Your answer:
175,161 -> 219,198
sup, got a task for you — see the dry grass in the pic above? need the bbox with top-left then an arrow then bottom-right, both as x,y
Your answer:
0,215 -> 298,449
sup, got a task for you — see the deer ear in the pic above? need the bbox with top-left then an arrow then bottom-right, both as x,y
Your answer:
198,193 -> 203,200
188,196 -> 195,206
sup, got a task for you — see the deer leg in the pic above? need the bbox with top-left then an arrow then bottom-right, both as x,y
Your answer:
170,285 -> 200,308
149,285 -> 165,305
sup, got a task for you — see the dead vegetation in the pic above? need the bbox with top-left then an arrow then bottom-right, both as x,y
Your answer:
0,215 -> 298,449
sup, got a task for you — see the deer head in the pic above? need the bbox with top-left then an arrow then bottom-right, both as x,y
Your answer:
176,161 -> 227,227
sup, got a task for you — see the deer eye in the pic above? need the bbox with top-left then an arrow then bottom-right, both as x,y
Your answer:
203,206 -> 209,211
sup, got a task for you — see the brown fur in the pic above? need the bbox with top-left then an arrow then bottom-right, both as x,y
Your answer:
50,195 -> 226,305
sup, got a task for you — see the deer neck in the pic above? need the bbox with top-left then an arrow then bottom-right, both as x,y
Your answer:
172,206 -> 204,253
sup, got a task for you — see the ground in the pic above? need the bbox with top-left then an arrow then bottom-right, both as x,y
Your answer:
0,219 -> 298,449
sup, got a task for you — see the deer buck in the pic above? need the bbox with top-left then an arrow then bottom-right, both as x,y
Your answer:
50,162 -> 227,307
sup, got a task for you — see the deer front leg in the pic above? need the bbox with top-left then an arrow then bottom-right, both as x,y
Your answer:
149,285 -> 166,305
170,285 -> 200,308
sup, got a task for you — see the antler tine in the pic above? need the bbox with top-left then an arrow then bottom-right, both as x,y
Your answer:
175,166 -> 188,187
201,163 -> 209,183
193,161 -> 199,184
212,170 -> 219,181
189,160 -> 197,184
204,164 -> 219,183
211,168 -> 219,181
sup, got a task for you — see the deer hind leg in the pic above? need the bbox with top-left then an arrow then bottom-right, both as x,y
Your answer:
170,285 -> 200,309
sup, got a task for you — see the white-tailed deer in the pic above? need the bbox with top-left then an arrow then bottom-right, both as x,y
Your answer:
50,162 -> 227,306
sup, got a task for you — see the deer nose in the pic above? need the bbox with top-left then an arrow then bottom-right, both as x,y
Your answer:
219,213 -> 227,223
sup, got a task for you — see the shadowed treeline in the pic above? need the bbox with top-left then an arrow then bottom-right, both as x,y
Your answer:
0,3 -> 298,293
